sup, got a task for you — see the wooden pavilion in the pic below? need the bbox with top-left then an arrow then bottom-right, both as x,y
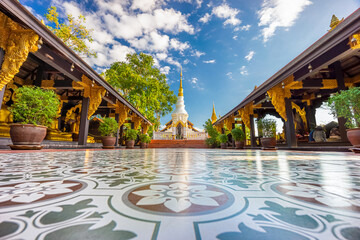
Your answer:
213,10 -> 360,149
0,0 -> 151,147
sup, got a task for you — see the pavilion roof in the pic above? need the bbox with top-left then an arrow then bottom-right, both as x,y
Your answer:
214,8 -> 360,125
0,0 -> 152,125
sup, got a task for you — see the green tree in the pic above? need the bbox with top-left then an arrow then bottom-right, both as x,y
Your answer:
45,6 -> 96,58
104,53 -> 177,129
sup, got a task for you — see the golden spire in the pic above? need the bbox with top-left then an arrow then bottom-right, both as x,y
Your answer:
211,102 -> 217,124
178,67 -> 183,97
329,14 -> 343,31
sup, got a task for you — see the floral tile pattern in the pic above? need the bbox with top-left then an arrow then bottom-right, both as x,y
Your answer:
0,149 -> 360,239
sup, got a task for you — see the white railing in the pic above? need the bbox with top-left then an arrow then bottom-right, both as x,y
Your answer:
153,132 -> 173,140
185,132 -> 207,140
153,132 -> 207,140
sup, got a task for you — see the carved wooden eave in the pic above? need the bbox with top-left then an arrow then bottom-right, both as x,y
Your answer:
141,122 -> 150,134
78,75 -> 106,120
349,31 -> 360,49
0,11 -> 39,89
114,100 -> 129,128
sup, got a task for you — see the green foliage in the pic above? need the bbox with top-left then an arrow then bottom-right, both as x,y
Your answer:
205,137 -> 219,147
139,133 -> 150,143
145,134 -> 152,143
10,86 -> 60,127
203,119 -> 220,146
125,129 -> 138,141
231,128 -> 245,141
98,117 -> 118,137
327,87 -> 360,128
45,6 -> 96,58
257,118 -> 276,138
104,53 -> 177,129
217,134 -> 228,143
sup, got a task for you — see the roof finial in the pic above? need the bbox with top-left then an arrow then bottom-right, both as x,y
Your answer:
329,14 -> 343,31
178,67 -> 183,97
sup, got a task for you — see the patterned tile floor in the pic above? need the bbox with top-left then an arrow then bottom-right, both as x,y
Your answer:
0,149 -> 360,240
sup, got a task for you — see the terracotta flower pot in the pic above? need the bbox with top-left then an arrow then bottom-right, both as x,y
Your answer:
235,141 -> 244,149
126,140 -> 135,149
10,124 -> 47,150
260,137 -> 276,149
140,142 -> 146,149
347,128 -> 360,148
220,143 -> 227,149
102,136 -> 116,149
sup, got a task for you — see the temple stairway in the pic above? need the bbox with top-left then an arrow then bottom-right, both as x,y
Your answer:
148,140 -> 207,148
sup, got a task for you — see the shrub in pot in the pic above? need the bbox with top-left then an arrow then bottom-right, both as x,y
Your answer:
328,87 -> 360,150
258,118 -> 277,149
139,133 -> 149,149
125,129 -> 138,149
145,135 -> 152,148
98,117 -> 118,149
218,134 -> 228,149
231,128 -> 245,149
204,119 -> 219,148
9,86 -> 60,150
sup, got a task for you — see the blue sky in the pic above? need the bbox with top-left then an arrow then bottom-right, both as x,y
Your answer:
21,0 -> 360,130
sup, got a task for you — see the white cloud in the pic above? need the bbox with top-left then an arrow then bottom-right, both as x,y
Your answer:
191,50 -> 205,58
189,77 -> 204,90
226,72 -> 233,80
234,24 -> 251,31
199,13 -> 212,23
129,31 -> 170,52
160,66 -> 171,74
258,0 -> 312,42
212,3 -> 241,26
153,9 -> 195,34
156,52 -> 168,61
240,66 -> 248,76
49,0 -> 198,74
131,0 -> 164,12
233,35 -> 238,40
183,59 -> 190,64
170,38 -> 190,52
245,51 -> 255,61
203,59 -> 216,64
166,57 -> 182,68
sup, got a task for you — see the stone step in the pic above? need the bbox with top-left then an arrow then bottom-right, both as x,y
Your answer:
148,140 -> 207,148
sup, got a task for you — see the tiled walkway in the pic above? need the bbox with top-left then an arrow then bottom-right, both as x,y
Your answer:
0,149 -> 360,240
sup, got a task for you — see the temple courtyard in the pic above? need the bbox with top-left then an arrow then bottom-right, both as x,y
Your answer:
0,148 -> 359,239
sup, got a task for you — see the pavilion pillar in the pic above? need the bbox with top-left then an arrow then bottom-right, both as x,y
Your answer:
305,104 -> 316,131
241,121 -> 247,146
115,113 -> 120,147
78,97 -> 90,145
119,125 -> 124,146
285,98 -> 297,148
333,61 -> 348,142
131,122 -> 135,129
0,48 -> 5,111
250,114 -> 256,147
34,65 -> 44,87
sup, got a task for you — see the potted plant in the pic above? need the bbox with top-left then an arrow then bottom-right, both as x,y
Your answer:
218,134 -> 228,149
203,119 -> 219,148
125,129 -> 138,149
145,134 -> 152,148
231,128 -> 245,149
9,86 -> 60,150
98,117 -> 118,149
328,87 -> 360,150
258,118 -> 277,149
139,133 -> 148,149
